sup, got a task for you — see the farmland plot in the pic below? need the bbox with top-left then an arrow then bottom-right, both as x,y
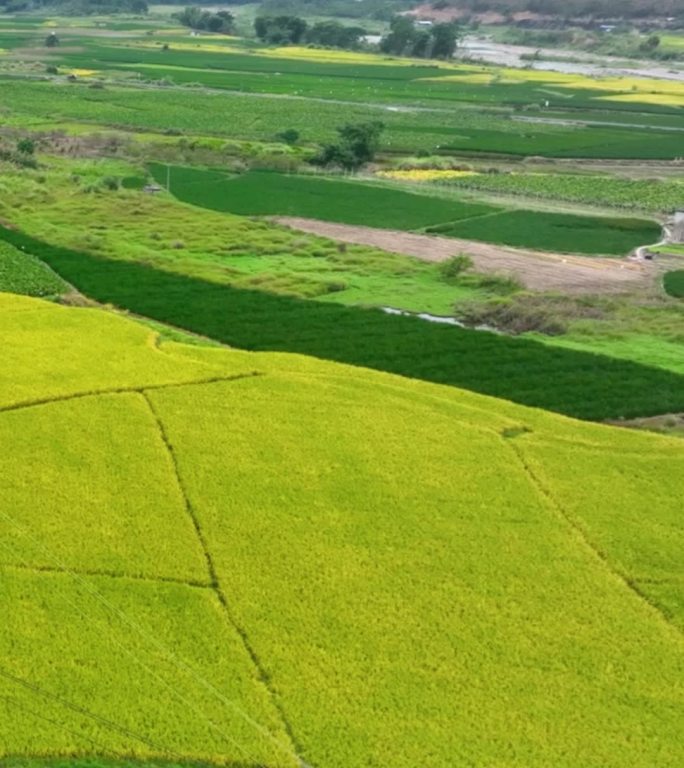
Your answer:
0,295 -> 683,768
150,166 -> 661,256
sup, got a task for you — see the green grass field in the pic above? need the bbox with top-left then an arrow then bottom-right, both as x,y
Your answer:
151,165 -> 661,256
155,165 -> 496,229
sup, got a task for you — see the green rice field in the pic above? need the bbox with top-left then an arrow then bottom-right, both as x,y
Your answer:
151,165 -> 661,256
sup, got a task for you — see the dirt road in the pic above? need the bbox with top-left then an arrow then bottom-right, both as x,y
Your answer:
274,217 -> 653,294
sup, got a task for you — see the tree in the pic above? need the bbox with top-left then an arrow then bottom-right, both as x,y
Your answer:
305,20 -> 366,50
380,16 -> 459,60
45,32 -> 59,47
431,22 -> 459,59
175,6 -> 234,34
315,121 -> 384,171
254,15 -> 308,45
639,34 -> 660,53
379,16 -> 416,56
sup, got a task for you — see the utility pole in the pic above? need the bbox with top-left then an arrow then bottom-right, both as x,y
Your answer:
166,163 -> 171,192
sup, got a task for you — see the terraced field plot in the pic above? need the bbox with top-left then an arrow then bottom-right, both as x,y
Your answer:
151,165 -> 661,256
1,293 -> 683,768
3,227 -> 684,420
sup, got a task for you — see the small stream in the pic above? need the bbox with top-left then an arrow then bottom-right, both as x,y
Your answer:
381,306 -> 500,333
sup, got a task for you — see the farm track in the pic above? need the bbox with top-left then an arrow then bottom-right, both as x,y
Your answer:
274,217 -> 653,294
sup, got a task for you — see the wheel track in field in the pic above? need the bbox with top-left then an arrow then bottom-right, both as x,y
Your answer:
140,390 -> 313,768
0,370 -> 263,416
502,432 -> 684,641
1,372 -> 309,766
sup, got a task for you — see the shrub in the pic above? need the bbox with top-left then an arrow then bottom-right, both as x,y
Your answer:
440,254 -> 473,282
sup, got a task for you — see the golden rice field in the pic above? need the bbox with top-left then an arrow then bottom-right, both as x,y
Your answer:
422,66 -> 684,105
377,169 -> 480,181
1,291 -> 683,768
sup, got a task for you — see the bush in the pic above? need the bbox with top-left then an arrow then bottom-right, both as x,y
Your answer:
440,254 -> 473,282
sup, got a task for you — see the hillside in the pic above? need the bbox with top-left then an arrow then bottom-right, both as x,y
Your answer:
1,292 -> 682,768
408,0 -> 683,21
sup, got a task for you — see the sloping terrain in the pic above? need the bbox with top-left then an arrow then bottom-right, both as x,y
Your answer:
1,293 -> 683,767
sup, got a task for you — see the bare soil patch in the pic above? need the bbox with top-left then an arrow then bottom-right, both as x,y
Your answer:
274,217 -> 653,294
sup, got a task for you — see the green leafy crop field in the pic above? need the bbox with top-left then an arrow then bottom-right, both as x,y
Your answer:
433,172 -> 684,214
3,226 -> 683,421
0,292 -> 683,768
664,270 -> 684,298
151,165 -> 661,256
0,241 -> 68,297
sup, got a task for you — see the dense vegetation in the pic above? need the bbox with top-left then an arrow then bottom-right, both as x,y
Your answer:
2,226 -> 683,420
380,15 -> 460,59
174,6 -> 235,34
1,292 -> 683,768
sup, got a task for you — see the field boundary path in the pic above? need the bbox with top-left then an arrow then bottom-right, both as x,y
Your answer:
274,217 -> 653,294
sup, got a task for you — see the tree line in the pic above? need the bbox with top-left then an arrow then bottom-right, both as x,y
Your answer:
174,6 -> 235,34
254,13 -> 460,58
0,0 -> 147,13
254,15 -> 367,48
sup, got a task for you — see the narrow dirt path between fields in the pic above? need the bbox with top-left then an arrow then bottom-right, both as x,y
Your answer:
274,217 -> 654,294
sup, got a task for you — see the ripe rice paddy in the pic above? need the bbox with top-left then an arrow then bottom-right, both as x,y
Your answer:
1,292 -> 683,768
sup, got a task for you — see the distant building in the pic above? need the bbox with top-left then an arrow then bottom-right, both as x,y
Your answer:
673,211 -> 684,243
